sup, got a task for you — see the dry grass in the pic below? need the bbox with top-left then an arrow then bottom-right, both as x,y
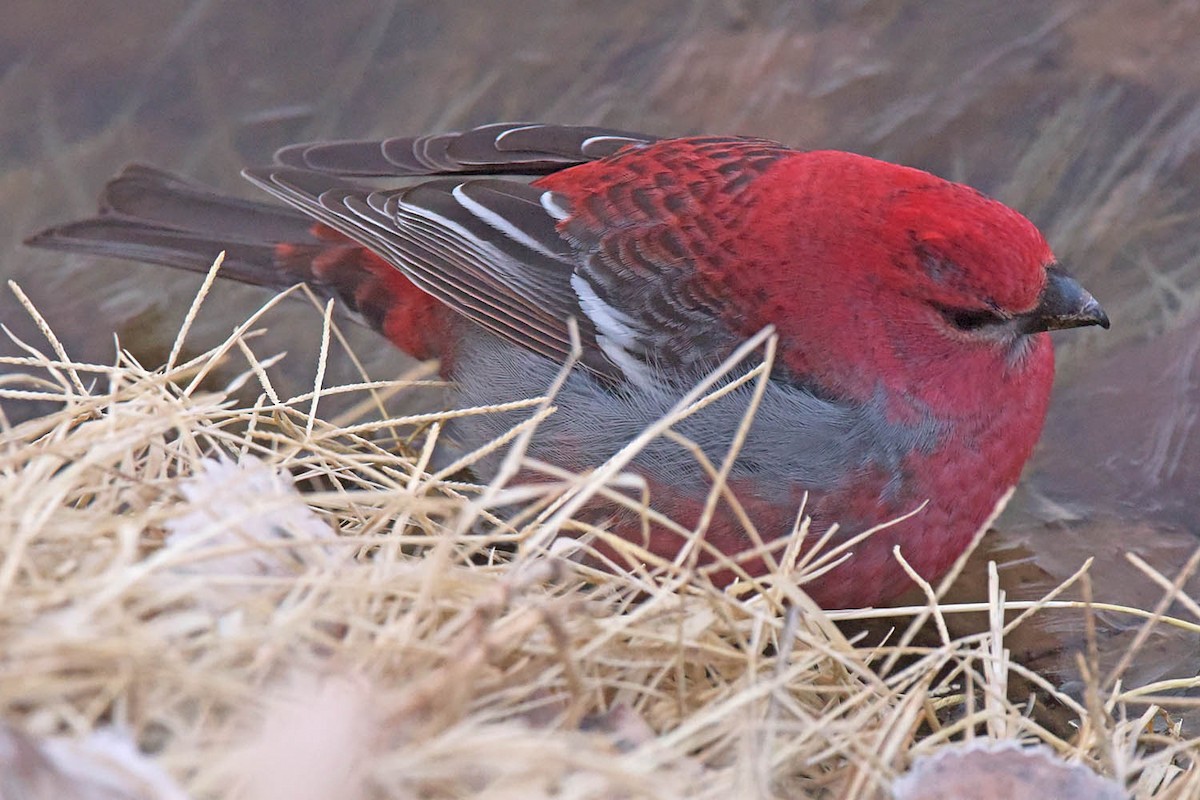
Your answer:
0,269 -> 1197,799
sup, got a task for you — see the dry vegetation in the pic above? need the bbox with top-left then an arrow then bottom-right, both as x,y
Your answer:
0,266 -> 1197,799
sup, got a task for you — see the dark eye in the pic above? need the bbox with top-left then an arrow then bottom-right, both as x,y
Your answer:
941,307 -> 1006,331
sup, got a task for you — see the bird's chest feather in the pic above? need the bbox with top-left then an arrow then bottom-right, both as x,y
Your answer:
442,327 -> 1054,605
445,329 -> 947,511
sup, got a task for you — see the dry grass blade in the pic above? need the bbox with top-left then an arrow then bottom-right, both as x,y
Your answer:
0,272 -> 1195,799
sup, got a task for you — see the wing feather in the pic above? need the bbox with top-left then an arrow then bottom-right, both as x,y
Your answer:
242,165 -> 595,367
274,122 -> 658,178
242,125 -> 791,384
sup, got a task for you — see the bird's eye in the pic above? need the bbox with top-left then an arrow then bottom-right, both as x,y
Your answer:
941,307 -> 1006,332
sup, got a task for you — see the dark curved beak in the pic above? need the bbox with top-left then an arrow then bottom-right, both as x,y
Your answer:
1018,264 -> 1110,334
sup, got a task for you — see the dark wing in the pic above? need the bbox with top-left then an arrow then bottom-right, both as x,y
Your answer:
244,165 -> 602,368
243,123 -> 660,378
273,122 -> 658,177
24,164 -> 322,287
246,124 -> 789,384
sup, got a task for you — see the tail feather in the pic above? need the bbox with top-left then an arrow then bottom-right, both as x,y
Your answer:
25,164 -> 447,360
25,217 -> 295,288
96,165 -> 318,244
25,165 -> 322,287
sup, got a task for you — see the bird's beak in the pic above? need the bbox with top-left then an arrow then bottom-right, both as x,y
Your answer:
1018,264 -> 1110,334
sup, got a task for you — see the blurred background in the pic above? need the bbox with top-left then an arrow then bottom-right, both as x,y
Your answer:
4,0 -> 1200,702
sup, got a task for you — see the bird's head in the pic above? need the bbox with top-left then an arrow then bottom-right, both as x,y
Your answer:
733,151 -> 1108,407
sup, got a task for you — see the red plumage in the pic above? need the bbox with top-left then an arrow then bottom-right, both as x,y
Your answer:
25,124 -> 1108,607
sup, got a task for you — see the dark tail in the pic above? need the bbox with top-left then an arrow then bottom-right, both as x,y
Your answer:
24,165 -> 327,289
25,165 -> 446,360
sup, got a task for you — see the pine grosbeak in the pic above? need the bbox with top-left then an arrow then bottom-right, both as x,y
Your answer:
27,123 -> 1109,607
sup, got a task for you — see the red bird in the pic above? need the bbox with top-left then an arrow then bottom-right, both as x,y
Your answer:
26,123 -> 1108,607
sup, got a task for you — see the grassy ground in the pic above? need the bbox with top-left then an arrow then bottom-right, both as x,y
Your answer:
0,270 -> 1195,798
